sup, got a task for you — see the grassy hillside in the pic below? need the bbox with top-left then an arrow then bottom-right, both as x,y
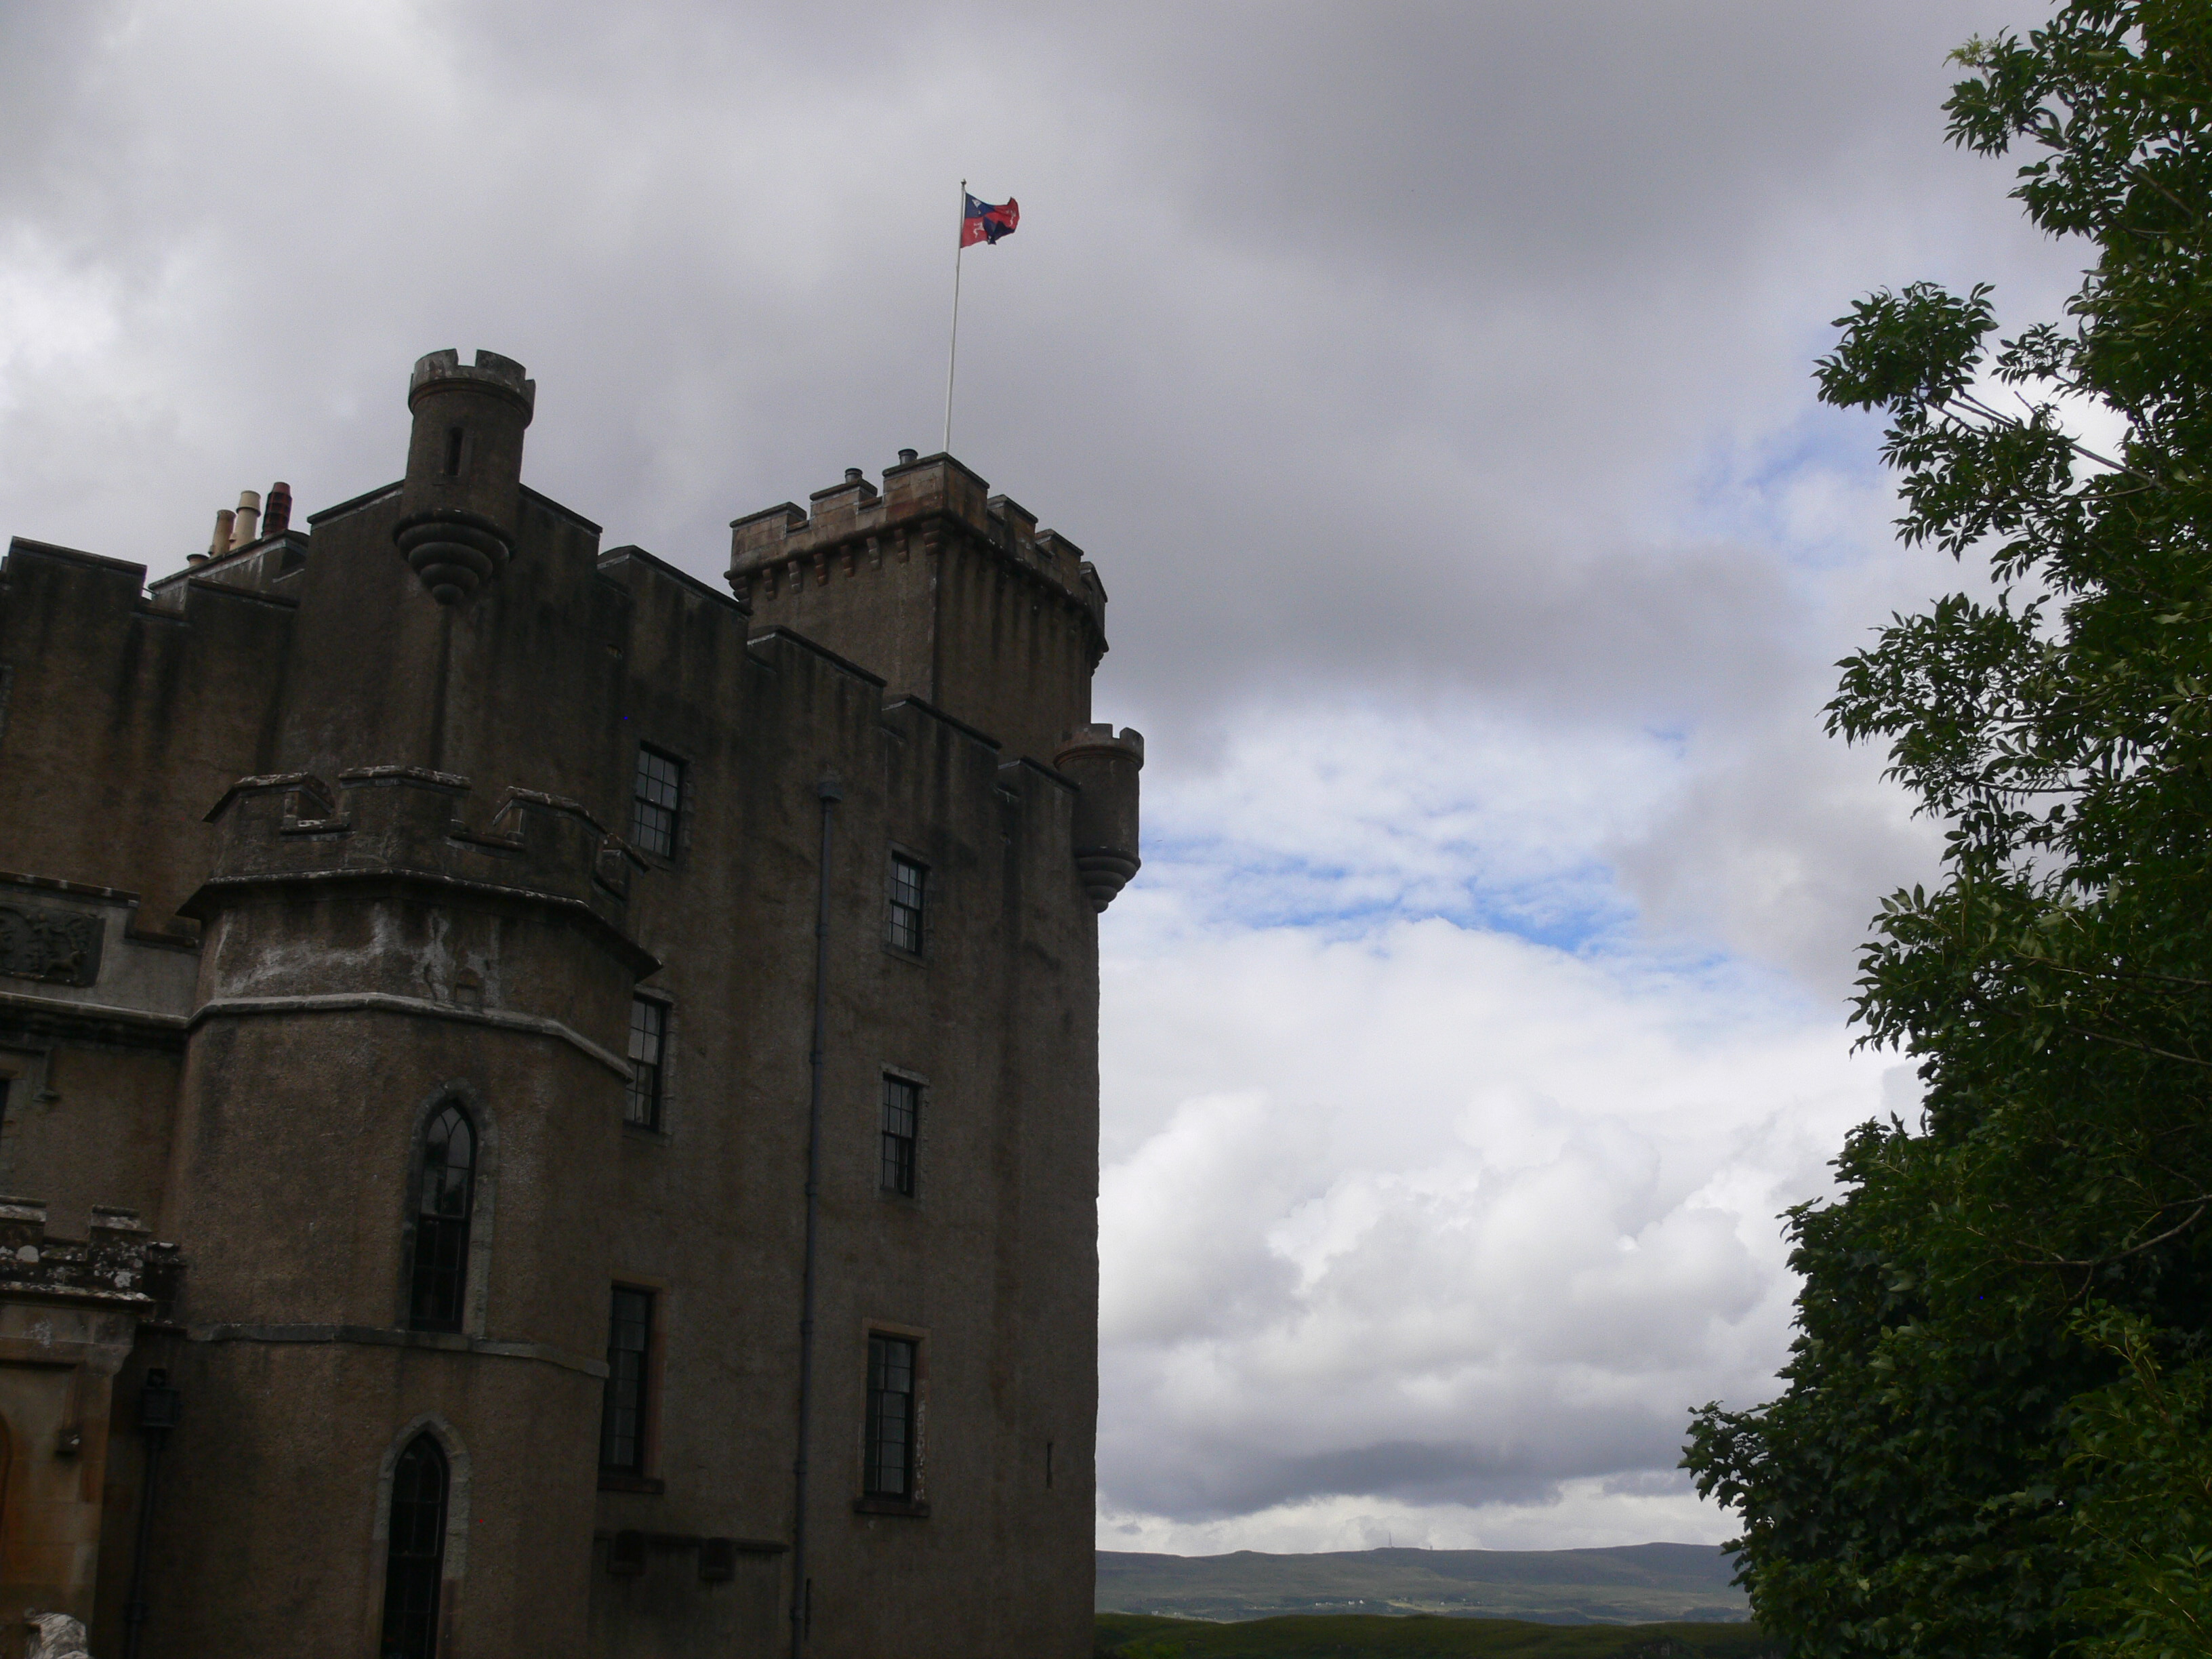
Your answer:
1095,1613 -> 1777,1659
1097,1546 -> 1748,1626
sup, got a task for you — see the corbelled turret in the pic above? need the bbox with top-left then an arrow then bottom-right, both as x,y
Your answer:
394,349 -> 535,604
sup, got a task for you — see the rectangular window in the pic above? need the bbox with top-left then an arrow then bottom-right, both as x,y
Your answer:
630,745 -> 683,859
863,1334 -> 918,1498
600,1286 -> 654,1475
880,1075 -> 920,1196
886,853 -> 927,954
625,998 -> 666,1129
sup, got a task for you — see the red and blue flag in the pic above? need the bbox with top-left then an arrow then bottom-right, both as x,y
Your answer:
962,194 -> 1019,247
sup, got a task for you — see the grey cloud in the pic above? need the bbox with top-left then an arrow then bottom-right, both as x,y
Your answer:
0,0 -> 2058,729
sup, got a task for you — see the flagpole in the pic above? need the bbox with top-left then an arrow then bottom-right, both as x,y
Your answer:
943,178 -> 966,455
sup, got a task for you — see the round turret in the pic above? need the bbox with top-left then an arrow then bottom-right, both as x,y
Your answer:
1052,724 -> 1144,911
393,348 -> 535,604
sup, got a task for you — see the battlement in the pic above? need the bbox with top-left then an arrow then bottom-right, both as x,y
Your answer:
728,453 -> 1106,627
409,347 -> 535,415
0,1199 -> 180,1313
191,766 -> 651,958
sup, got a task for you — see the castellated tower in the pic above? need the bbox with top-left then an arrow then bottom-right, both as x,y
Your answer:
731,457 -> 1144,909
0,350 -> 1139,1657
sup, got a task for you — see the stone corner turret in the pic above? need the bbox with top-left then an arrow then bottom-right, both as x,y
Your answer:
1052,724 -> 1143,912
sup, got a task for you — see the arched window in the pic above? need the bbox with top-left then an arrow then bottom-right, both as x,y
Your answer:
381,1432 -> 449,1658
408,1104 -> 475,1332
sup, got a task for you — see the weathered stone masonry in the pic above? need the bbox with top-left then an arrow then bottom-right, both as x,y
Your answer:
0,349 -> 1140,1658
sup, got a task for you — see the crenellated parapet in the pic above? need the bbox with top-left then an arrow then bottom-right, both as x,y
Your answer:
191,766 -> 650,947
0,1199 -> 181,1315
729,454 -> 1109,655
729,454 -> 1114,771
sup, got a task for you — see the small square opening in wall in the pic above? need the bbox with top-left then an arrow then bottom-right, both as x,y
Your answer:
886,853 -> 927,954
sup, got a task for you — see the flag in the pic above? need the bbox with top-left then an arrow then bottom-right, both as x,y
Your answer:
962,194 -> 1019,247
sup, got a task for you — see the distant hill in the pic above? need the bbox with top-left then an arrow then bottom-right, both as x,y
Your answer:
1096,1545 -> 1748,1626
1095,1612 -> 1774,1658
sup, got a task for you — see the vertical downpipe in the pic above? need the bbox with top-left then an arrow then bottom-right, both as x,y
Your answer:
792,775 -> 842,1657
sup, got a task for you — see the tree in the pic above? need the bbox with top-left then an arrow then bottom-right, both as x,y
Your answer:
1683,6 -> 2212,1655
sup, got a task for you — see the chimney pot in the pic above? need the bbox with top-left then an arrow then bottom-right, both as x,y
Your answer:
897,449 -> 918,466
264,482 -> 292,536
844,468 -> 863,483
230,490 -> 262,549
200,508 -> 234,565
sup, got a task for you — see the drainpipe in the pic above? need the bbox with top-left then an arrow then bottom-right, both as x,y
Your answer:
791,775 -> 841,1657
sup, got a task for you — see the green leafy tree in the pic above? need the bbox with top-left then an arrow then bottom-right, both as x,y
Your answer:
1683,5 -> 2212,1655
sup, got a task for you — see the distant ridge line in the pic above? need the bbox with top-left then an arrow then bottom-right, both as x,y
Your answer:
1096,1542 -> 1749,1627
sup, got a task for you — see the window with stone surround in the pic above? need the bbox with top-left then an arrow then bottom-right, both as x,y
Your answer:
407,1103 -> 475,1332
880,1073 -> 920,1197
886,853 -> 927,954
630,745 -> 684,859
863,1334 -> 919,1498
380,1432 -> 449,1658
624,997 -> 667,1129
600,1286 -> 655,1476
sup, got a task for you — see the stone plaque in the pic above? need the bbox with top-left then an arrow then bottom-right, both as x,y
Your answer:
0,902 -> 103,987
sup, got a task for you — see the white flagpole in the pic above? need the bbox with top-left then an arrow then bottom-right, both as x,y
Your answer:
943,179 -> 966,455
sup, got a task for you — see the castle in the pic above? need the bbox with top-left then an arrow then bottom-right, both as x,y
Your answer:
0,349 -> 1141,1657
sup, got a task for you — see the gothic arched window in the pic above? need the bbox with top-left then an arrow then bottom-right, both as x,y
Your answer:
408,1104 -> 475,1332
381,1432 -> 449,1658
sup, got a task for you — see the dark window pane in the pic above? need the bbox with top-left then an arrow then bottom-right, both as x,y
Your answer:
409,1104 -> 474,1332
600,1286 -> 654,1474
630,747 -> 683,859
880,1076 -> 919,1197
381,1433 -> 448,1659
625,998 -> 665,1128
886,855 -> 926,953
864,1334 -> 918,1497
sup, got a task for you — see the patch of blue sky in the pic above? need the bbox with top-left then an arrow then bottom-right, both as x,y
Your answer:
1675,403 -> 1894,575
1137,823 -> 1647,957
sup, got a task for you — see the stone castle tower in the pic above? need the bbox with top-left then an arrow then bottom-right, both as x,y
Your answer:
0,349 -> 1140,1657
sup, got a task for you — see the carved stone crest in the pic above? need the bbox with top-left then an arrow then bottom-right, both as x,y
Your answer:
0,903 -> 103,987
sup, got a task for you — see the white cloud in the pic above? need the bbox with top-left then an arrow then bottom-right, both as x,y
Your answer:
1098,708 -> 1913,1538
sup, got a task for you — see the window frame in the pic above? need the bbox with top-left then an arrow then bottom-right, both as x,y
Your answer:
879,1070 -> 923,1198
623,994 -> 672,1132
884,849 -> 929,957
406,1101 -> 477,1334
379,1431 -> 450,1659
629,743 -> 686,862
598,1283 -> 657,1480
861,1331 -> 921,1502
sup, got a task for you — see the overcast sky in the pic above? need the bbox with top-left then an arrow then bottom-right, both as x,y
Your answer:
3,0 -> 2071,1553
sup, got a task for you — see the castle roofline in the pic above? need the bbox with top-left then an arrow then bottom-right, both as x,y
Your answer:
727,455 -> 1105,628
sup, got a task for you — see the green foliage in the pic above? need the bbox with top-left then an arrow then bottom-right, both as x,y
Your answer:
2062,1308 -> 2212,1658
1682,5 -> 2212,1655
1092,1612 -> 1776,1659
